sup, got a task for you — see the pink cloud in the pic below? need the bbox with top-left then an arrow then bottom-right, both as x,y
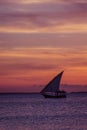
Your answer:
0,1 -> 87,30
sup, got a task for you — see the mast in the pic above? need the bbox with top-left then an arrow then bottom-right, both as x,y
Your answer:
41,71 -> 64,94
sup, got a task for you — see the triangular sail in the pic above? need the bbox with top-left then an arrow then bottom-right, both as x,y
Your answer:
41,71 -> 64,94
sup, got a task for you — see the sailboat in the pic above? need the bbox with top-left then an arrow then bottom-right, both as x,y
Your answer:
41,71 -> 66,98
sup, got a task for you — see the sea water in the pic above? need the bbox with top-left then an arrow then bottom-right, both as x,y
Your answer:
0,93 -> 87,130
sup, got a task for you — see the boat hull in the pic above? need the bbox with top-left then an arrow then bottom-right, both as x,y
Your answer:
43,94 -> 66,98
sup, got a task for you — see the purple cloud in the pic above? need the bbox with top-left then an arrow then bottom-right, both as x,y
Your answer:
0,1 -> 87,30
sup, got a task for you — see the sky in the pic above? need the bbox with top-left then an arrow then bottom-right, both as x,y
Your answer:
0,0 -> 87,92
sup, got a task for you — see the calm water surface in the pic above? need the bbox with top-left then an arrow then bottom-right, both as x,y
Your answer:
0,93 -> 87,130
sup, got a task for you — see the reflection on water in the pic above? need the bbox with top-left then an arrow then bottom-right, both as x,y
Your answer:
0,93 -> 87,130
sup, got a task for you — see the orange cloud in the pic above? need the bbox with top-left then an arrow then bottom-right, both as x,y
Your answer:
0,47 -> 87,88
1,23 -> 87,33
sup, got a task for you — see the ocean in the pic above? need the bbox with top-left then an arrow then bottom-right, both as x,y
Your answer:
0,93 -> 87,130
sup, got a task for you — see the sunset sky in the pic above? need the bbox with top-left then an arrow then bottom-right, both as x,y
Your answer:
0,0 -> 87,92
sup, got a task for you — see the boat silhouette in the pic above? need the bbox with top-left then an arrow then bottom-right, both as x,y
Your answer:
41,71 -> 66,98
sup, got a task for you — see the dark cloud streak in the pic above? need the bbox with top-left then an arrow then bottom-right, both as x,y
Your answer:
0,62 -> 58,74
